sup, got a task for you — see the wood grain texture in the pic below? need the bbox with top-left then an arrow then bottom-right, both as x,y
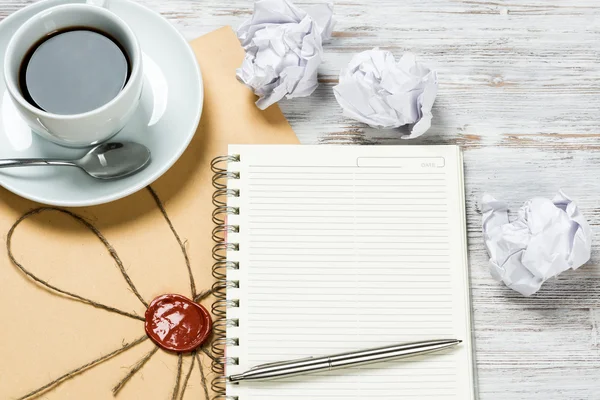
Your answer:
1,0 -> 600,398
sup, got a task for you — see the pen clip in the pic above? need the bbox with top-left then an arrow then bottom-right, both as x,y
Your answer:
251,356 -> 316,370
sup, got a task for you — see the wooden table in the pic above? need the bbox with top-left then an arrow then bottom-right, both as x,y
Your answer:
2,0 -> 600,398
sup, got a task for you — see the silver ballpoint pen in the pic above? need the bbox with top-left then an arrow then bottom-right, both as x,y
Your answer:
228,339 -> 462,383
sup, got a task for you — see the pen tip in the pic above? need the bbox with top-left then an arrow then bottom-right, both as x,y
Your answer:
457,340 -> 463,344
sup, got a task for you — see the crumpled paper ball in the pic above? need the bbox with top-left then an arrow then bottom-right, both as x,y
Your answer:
333,49 -> 438,139
236,0 -> 335,110
482,191 -> 592,296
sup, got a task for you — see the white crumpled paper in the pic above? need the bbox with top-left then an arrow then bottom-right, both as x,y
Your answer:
236,0 -> 335,110
482,191 -> 592,296
333,49 -> 438,139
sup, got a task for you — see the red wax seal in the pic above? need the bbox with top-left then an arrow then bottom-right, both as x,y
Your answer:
145,294 -> 212,353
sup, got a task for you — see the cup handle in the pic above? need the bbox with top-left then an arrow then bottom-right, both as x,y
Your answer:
86,0 -> 109,8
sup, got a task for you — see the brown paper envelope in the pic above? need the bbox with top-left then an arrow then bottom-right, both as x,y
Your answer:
0,26 -> 298,400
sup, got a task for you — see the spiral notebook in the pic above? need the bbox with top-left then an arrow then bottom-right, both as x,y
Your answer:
210,145 -> 475,399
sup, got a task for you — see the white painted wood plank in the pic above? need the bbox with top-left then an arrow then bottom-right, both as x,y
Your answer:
1,0 -> 600,398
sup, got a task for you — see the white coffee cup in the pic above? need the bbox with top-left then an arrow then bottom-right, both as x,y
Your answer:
3,1 -> 143,148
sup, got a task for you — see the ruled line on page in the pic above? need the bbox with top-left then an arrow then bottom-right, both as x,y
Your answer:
246,170 -> 447,174
248,183 -> 449,187
246,275 -> 453,281
248,221 -> 450,226
249,242 -> 451,247
247,165 -> 446,172
246,260 -> 451,264
249,189 -> 448,194
248,213 -> 450,217
245,284 -> 454,290
248,208 -> 449,213
248,245 -> 451,250
247,311 -> 455,317
249,233 -> 450,238
249,201 -> 449,206
248,227 -> 450,232
246,319 -> 456,325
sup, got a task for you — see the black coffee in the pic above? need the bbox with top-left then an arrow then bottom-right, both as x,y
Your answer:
19,28 -> 130,115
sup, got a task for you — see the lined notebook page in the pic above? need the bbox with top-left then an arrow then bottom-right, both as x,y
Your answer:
225,145 -> 474,400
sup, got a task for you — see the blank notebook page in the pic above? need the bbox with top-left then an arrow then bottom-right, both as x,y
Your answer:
225,145 -> 475,400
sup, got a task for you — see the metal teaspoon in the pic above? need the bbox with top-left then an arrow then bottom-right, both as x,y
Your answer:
0,142 -> 151,180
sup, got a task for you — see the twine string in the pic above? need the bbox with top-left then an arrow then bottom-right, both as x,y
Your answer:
112,345 -> 159,395
147,187 -> 198,299
6,208 -> 145,321
196,353 -> 211,400
194,287 -> 216,303
178,352 -> 196,400
200,347 -> 218,364
16,335 -> 148,400
171,354 -> 184,400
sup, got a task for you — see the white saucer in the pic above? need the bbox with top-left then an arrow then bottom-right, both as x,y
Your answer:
0,0 -> 203,207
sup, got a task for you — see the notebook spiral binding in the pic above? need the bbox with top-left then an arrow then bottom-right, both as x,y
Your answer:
210,155 -> 241,400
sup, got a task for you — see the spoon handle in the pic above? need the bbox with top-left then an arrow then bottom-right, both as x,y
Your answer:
0,159 -> 77,168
